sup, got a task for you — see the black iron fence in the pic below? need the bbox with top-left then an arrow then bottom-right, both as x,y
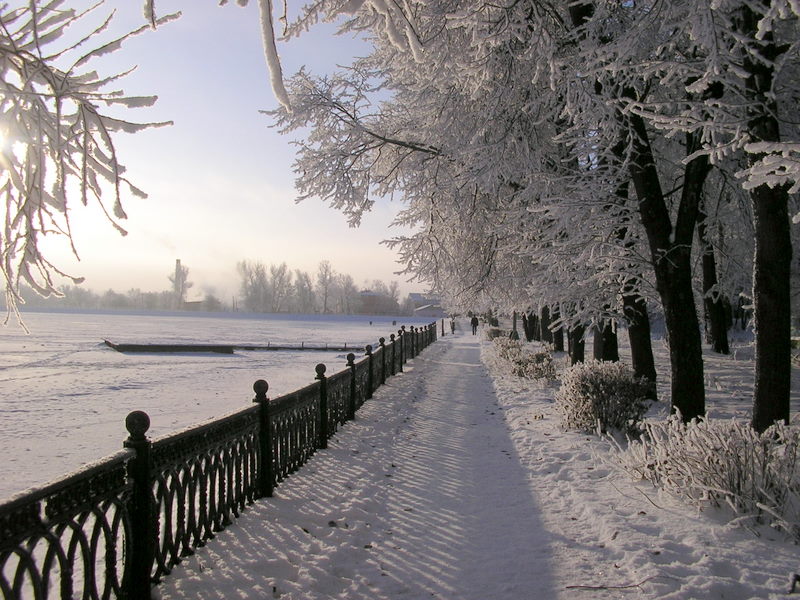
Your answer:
0,323 -> 438,600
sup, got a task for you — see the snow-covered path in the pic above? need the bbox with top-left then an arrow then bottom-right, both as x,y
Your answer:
157,332 -> 554,599
157,330 -> 800,600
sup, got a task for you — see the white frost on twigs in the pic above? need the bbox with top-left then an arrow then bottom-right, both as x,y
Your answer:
737,142 -> 800,194
257,0 -> 292,110
369,0 -> 423,61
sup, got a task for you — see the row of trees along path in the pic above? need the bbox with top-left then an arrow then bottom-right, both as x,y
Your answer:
3,3 -> 795,435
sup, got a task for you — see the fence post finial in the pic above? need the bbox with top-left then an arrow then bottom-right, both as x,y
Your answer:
125,410 -> 150,442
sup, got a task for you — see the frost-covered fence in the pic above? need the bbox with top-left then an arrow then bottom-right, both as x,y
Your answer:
0,452 -> 132,599
0,322 -> 437,600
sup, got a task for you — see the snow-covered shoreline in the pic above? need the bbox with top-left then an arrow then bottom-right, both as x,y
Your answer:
0,310 -> 434,500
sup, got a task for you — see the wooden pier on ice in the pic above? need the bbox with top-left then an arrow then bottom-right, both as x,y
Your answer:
103,340 -> 366,354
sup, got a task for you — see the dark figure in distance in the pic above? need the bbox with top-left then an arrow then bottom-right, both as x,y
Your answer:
450,318 -> 456,334
470,316 -> 479,335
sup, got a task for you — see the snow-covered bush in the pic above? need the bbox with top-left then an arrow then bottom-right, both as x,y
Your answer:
492,337 -> 520,360
613,416 -> 800,540
485,327 -> 508,340
555,361 -> 653,434
491,337 -> 555,380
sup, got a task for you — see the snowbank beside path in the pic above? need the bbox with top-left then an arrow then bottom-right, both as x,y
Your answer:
157,332 -> 799,600
481,343 -> 799,599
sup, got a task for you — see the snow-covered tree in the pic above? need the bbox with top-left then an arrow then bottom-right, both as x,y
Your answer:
262,0 -> 797,428
293,268 -> 316,313
333,272 -> 359,313
237,259 -> 269,312
573,0 -> 799,429
315,259 -> 335,313
269,262 -> 293,312
0,1 -> 174,322
269,2 -> 665,391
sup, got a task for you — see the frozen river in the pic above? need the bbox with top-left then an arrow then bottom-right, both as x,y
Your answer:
0,309 -> 434,500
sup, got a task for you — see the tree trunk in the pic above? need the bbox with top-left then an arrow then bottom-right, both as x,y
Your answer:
627,111 -> 706,421
540,306 -> 553,344
697,210 -> 730,354
569,1 -> 705,420
521,313 -> 532,342
567,323 -> 572,356
552,306 -> 564,352
740,3 -> 792,431
593,320 -> 619,362
622,292 -> 657,383
592,324 -> 602,359
569,325 -> 585,365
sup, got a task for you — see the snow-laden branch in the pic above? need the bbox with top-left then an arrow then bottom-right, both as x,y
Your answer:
256,0 -> 292,110
1,2 -> 173,322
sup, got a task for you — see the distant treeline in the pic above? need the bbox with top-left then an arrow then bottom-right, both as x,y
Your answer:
11,260 -> 419,316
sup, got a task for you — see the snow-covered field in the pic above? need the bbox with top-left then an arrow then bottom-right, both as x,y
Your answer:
0,309 -> 432,500
154,325 -> 800,600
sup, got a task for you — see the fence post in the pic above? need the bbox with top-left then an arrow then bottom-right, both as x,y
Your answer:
252,379 -> 273,498
365,345 -> 374,400
441,319 -> 444,337
346,353 -> 356,420
378,337 -> 386,385
390,333 -> 396,376
124,410 -> 155,599
398,328 -> 405,372
316,363 -> 328,449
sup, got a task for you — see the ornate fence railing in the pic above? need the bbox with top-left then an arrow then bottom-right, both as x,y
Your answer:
0,321 -> 439,599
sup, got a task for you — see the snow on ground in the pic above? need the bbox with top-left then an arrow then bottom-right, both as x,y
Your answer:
0,310 -> 430,499
156,325 -> 800,600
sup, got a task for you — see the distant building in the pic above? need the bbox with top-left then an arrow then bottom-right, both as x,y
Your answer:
408,293 -> 446,318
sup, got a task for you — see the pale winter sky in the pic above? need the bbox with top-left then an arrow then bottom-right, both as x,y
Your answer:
41,1 -> 421,303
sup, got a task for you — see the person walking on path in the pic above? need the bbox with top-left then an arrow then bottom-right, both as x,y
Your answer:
470,315 -> 479,335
